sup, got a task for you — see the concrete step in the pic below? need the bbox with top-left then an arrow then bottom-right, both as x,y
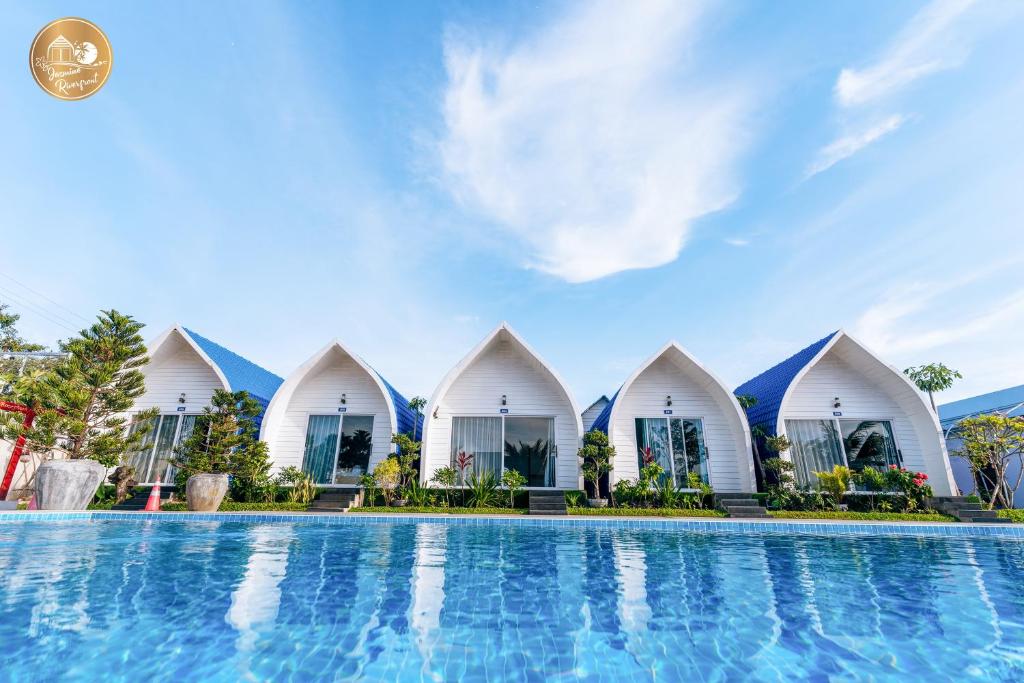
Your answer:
529,491 -> 567,515
964,516 -> 1012,524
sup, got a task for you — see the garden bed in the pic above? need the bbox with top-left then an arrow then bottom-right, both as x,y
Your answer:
567,507 -> 726,517
351,506 -> 529,515
997,509 -> 1024,523
768,510 -> 955,522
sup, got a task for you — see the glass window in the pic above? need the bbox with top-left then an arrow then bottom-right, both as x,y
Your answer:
126,416 -> 159,482
450,417 -> 502,483
337,415 -> 374,484
636,417 -> 708,488
504,416 -> 555,487
785,419 -> 845,488
126,414 -> 199,483
840,419 -> 900,471
303,415 -> 339,485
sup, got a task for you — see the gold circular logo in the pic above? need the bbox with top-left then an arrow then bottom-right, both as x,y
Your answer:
30,18 -> 112,100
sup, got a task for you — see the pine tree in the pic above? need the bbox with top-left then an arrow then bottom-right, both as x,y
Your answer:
171,389 -> 272,501
0,303 -> 46,353
3,310 -> 157,467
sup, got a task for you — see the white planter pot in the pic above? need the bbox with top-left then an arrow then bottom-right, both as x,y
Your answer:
35,460 -> 106,510
186,474 -> 229,512
588,498 -> 609,508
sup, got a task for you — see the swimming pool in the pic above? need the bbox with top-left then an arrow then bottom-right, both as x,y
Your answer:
2,514 -> 1023,681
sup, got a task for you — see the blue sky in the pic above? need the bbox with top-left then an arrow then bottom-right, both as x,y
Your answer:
1,0 -> 1022,406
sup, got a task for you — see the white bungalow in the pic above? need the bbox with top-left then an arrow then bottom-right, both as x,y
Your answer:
420,323 -> 583,489
128,325 -> 283,484
589,341 -> 755,493
260,340 -> 420,486
735,330 -> 957,495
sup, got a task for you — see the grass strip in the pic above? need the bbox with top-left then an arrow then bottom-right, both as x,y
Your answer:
768,510 -> 955,522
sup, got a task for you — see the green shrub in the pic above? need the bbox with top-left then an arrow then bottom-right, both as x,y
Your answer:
564,490 -> 586,507
467,471 -> 500,508
351,506 -> 527,515
568,507 -> 725,517
997,509 -> 1024,523
769,510 -> 954,522
161,501 -> 309,512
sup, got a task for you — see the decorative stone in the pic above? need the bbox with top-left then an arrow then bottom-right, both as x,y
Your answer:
35,460 -> 106,510
185,473 -> 229,512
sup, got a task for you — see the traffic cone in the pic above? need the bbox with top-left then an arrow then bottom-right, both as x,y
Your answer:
144,477 -> 162,512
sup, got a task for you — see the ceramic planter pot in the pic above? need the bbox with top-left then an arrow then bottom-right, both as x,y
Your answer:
34,460 -> 106,510
588,498 -> 609,508
186,473 -> 229,512
391,499 -> 408,508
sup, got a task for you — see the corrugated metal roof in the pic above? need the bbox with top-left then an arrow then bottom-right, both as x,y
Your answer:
938,384 -> 1024,429
182,328 -> 284,426
733,331 -> 839,434
589,388 -> 620,434
375,371 -> 424,438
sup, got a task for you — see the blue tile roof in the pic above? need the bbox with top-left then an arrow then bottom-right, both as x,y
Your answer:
938,384 -> 1024,430
183,328 -> 284,426
589,388 -> 620,434
375,372 -> 424,438
733,331 -> 839,434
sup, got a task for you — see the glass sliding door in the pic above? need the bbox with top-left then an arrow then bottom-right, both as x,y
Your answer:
126,413 -> 199,483
337,415 -> 374,484
840,419 -> 900,471
635,417 -> 709,488
450,417 -> 502,483
785,419 -> 846,488
504,416 -> 555,487
303,415 -> 340,484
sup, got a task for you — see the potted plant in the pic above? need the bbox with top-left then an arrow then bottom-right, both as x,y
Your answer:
0,311 -> 158,510
172,389 -> 267,511
578,429 -> 614,507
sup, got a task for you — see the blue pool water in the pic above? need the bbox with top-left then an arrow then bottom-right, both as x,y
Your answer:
2,517 -> 1024,681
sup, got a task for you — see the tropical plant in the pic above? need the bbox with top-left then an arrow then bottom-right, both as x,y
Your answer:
764,434 -> 792,457
408,396 -> 427,440
359,471 -> 378,507
578,429 -> 614,500
171,389 -> 270,499
814,465 -> 852,509
762,457 -> 797,509
467,470 -> 500,508
390,431 -> 421,491
430,466 -> 457,507
564,490 -> 585,507
1,310 -> 158,471
852,466 -> 887,510
954,413 -> 1024,509
455,450 -> 474,502
404,477 -> 431,506
275,466 -> 318,504
373,457 -> 402,505
680,471 -> 712,509
903,362 -> 962,413
882,465 -> 932,511
501,468 -> 527,508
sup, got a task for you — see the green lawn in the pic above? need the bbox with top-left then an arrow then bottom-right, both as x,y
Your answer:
351,506 -> 529,515
160,501 -> 310,512
769,510 -> 955,522
568,507 -> 726,517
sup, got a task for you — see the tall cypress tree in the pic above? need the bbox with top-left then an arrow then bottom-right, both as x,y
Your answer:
5,310 -> 157,467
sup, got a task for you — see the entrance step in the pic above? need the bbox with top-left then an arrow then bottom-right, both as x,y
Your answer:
716,494 -> 769,519
529,491 -> 567,515
930,497 -> 1010,524
110,487 -> 175,511
310,489 -> 360,512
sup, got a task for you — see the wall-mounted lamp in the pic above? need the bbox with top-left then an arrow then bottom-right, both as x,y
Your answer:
833,397 -> 841,409
178,393 -> 187,404
501,394 -> 507,406
666,395 -> 673,407
433,406 -> 439,419
340,393 -> 347,405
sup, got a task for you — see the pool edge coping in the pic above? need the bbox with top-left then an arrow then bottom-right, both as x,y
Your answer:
2,510 -> 1023,538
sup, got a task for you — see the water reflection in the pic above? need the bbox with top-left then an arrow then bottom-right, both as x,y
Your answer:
2,521 -> 1024,681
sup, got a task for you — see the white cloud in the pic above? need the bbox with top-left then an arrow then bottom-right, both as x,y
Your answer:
805,114 -> 906,178
438,0 -> 751,283
835,0 -> 978,107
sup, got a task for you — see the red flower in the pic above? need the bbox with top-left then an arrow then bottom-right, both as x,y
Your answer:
641,446 -> 655,467
889,465 -> 898,470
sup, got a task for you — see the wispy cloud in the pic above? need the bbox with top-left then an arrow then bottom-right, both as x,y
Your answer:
806,115 -> 906,179
724,237 -> 750,247
835,0 -> 978,107
438,0 -> 752,283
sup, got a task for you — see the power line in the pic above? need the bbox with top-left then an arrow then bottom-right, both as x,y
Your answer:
0,270 -> 91,323
0,287 -> 80,334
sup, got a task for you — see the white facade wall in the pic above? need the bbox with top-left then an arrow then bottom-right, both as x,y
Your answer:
609,353 -> 753,492
136,331 -> 226,415
779,337 -> 956,496
264,347 -> 395,476
422,333 -> 582,489
581,397 -> 609,432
